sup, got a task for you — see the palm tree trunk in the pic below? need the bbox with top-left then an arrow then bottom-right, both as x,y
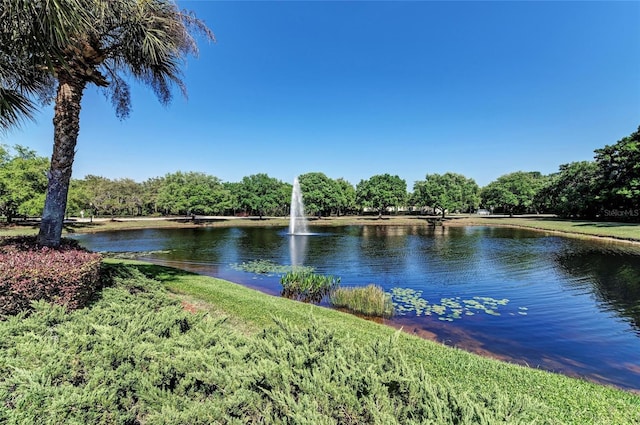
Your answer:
37,77 -> 86,247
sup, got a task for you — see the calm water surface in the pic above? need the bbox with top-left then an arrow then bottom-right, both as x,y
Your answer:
72,225 -> 640,391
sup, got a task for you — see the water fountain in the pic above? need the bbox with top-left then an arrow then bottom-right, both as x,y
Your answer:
289,177 -> 309,235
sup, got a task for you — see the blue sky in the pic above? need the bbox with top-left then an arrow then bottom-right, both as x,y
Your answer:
3,0 -> 639,188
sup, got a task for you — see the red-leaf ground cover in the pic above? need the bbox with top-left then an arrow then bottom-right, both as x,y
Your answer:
0,237 -> 102,317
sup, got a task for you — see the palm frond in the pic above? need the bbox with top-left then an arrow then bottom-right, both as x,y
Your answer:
0,0 -> 91,129
93,0 -> 214,113
1,0 -> 214,128
0,88 -> 38,130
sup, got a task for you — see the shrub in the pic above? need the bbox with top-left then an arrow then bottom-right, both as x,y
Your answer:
0,267 -> 543,424
0,236 -> 102,317
330,284 -> 395,317
280,271 -> 340,303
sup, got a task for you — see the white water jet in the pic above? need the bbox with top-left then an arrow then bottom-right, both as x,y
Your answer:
289,177 -> 309,235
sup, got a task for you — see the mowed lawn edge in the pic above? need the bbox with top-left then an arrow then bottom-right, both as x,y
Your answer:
124,260 -> 640,424
453,216 -> 640,243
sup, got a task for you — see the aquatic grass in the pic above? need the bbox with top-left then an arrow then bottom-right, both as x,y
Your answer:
102,249 -> 171,259
280,271 -> 340,303
330,284 -> 394,317
231,259 -> 314,275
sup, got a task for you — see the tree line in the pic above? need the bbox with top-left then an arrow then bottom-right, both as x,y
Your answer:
2,1 -> 636,247
1,126 -> 638,222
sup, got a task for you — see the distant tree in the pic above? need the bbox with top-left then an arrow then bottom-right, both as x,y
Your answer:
0,145 -> 49,222
335,178 -> 356,216
279,182 -> 293,216
223,181 -> 243,216
156,171 -> 229,216
541,161 -> 600,218
114,178 -> 144,216
594,126 -> 640,217
1,0 -> 214,246
81,177 -> 144,217
141,177 -> 164,216
66,178 -> 91,218
183,176 -> 230,217
413,172 -> 479,218
298,172 -> 341,217
481,171 -> 546,216
356,174 -> 407,218
155,174 -> 183,215
81,175 -> 118,217
237,173 -> 286,219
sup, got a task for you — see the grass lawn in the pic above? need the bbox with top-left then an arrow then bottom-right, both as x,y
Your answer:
2,260 -> 638,424
136,261 -> 640,424
453,216 -> 640,242
0,216 -> 291,236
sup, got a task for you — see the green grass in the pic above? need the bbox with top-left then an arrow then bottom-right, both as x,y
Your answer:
0,263 -> 536,424
0,223 -> 39,236
1,260 -> 638,423
0,216 -> 291,237
141,261 -> 640,424
460,216 -> 640,242
330,284 -> 394,317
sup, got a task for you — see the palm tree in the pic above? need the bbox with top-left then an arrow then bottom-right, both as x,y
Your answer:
2,0 -> 214,246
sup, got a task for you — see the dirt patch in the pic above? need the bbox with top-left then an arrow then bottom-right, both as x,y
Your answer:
180,300 -> 201,314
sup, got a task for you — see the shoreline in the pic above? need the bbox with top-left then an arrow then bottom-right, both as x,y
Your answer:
2,214 -> 640,246
446,216 -> 640,246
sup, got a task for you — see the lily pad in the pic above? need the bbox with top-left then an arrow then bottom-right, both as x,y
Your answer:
390,287 -> 526,321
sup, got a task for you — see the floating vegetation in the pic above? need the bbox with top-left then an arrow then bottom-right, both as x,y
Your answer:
330,285 -> 394,318
281,271 -> 340,303
102,250 -> 171,259
231,259 -> 314,275
390,287 -> 525,321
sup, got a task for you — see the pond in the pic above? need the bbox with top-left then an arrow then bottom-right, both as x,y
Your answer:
71,225 -> 640,391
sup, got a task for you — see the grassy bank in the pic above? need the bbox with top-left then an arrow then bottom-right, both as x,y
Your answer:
139,261 -> 639,423
1,260 -> 638,424
0,216 -> 291,236
452,216 -> 640,243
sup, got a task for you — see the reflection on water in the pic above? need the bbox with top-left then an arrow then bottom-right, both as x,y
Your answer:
554,243 -> 640,332
72,225 -> 640,391
289,235 -> 308,267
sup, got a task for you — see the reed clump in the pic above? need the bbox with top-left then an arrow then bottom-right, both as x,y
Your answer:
280,271 -> 340,303
330,284 -> 395,318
